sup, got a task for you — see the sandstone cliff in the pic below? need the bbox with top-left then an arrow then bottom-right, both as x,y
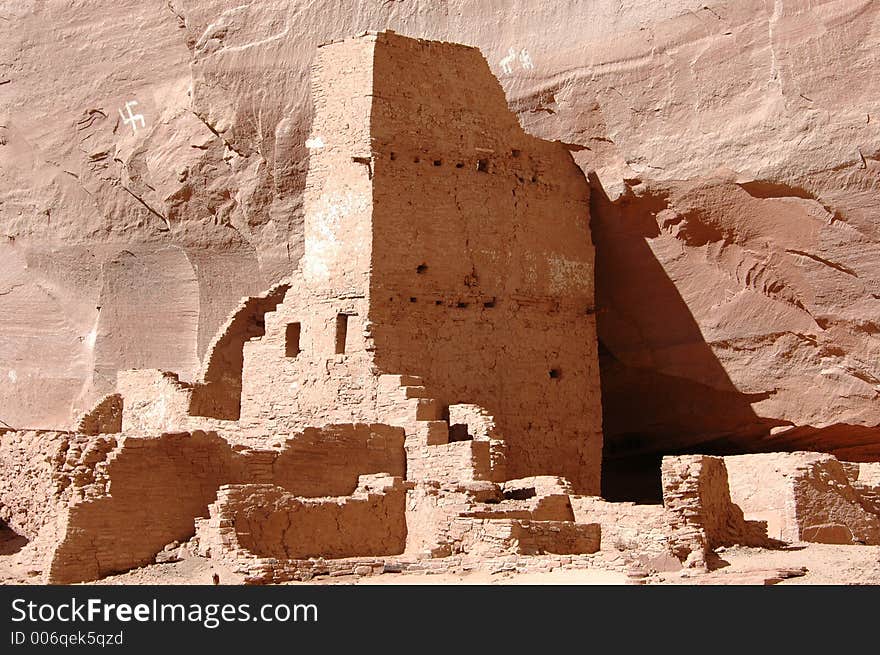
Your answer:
2,1 -> 879,469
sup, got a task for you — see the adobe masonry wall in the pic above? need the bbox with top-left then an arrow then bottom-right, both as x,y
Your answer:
238,37 -> 378,434
1,423 -> 404,583
661,455 -> 774,568
368,33 -> 601,493
198,475 -> 407,562
236,32 -> 601,493
0,430 -> 73,540
75,394 -> 123,435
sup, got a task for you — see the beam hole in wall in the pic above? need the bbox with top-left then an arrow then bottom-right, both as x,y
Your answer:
433,160 -> 442,166
414,156 -> 421,163
285,323 -> 301,358
477,159 -> 488,173
456,301 -> 469,309
511,149 -> 521,158
549,368 -> 561,379
335,314 -> 349,355
434,300 -> 442,306
504,486 -> 537,501
448,424 -> 473,442
390,152 -> 397,160
455,162 -> 464,169
409,297 -> 417,303
483,299 -> 496,308
416,263 -> 428,274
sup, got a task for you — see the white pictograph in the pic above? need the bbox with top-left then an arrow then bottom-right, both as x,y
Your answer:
500,47 -> 517,74
500,47 -> 534,75
118,100 -> 145,133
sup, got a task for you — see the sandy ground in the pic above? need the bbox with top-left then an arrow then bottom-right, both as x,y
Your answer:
2,523 -> 878,586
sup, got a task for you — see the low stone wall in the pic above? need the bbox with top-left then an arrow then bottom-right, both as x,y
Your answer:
76,394 -> 123,435
448,518 -> 600,557
570,496 -> 671,555
197,475 -> 408,562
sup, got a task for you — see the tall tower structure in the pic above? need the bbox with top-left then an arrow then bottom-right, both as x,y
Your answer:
241,32 -> 602,492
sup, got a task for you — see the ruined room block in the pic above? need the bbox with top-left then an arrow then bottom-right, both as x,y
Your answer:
3,423 -> 405,583
198,475 -> 408,562
725,452 -> 880,545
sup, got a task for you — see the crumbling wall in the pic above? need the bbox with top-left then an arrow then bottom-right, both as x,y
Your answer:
47,431 -> 255,584
199,475 -> 407,561
189,283 -> 289,420
0,430 -> 72,540
853,463 -> 880,515
403,476 -> 596,560
117,369 -> 193,433
570,496 -> 672,556
662,455 -> 772,568
725,452 -> 880,545
272,424 -> 406,497
75,394 -> 123,435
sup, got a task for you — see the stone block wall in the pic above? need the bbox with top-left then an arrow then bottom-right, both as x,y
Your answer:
447,518 -> 600,557
368,32 -> 601,493
198,475 -> 408,562
0,430 -> 73,540
570,496 -> 672,556
661,455 -> 772,568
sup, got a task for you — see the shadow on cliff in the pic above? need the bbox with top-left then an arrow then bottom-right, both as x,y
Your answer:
589,173 -> 779,503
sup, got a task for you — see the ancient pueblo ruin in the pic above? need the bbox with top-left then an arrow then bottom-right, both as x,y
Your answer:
2,7 -> 880,586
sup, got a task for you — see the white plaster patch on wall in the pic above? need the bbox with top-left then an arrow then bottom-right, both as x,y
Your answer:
7,370 -> 16,383
85,325 -> 98,350
549,256 -> 590,294
305,136 -> 325,149
303,191 -> 369,283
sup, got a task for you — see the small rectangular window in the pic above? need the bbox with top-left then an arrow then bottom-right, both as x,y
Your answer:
285,323 -> 301,357
335,314 -> 349,354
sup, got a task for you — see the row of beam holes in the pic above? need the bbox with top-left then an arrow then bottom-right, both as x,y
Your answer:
410,264 -> 495,308
284,314 -> 350,358
415,261 -> 561,380
405,297 -> 495,309
388,149 -> 524,175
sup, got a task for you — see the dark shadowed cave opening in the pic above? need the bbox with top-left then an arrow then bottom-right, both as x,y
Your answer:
589,172 -> 880,504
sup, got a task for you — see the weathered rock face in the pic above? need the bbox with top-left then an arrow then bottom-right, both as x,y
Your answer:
3,1 -> 880,476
